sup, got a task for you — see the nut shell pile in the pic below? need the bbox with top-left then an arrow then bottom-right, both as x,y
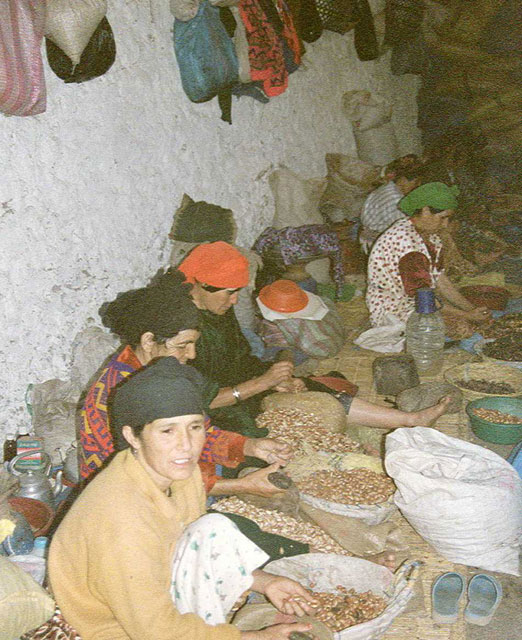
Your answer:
212,497 -> 351,555
472,408 -> 522,424
292,587 -> 387,631
483,313 -> 522,339
256,408 -> 361,454
297,469 -> 395,505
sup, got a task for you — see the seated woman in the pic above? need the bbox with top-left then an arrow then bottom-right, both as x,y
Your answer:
50,357 -> 315,640
79,270 -> 292,498
366,182 -> 491,339
175,242 -> 451,432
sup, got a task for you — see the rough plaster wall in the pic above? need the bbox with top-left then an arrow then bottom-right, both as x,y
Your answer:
0,0 -> 420,439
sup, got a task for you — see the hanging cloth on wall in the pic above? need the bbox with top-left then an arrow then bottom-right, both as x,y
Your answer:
46,17 -> 116,83
0,0 -> 46,117
239,0 -> 302,98
353,0 -> 378,61
285,0 -> 323,43
313,0 -> 359,35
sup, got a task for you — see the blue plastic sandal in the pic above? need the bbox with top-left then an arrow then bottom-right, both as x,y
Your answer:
432,572 -> 466,624
464,574 -> 503,626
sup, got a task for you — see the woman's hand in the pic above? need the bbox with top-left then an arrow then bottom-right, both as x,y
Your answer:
274,377 -> 306,393
258,362 -> 294,390
253,572 -> 317,617
241,622 -> 313,640
465,306 -> 490,323
244,438 -> 293,465
238,463 -> 288,497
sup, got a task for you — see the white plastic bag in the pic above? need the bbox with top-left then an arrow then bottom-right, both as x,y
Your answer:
264,554 -> 420,640
354,314 -> 405,353
385,427 -> 522,576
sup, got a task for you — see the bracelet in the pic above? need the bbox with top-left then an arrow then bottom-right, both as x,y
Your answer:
232,387 -> 242,404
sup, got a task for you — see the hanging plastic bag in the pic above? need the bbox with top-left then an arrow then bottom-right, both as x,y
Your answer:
174,1 -> 239,103
386,427 -> 522,576
45,0 -> 107,67
46,17 -> 116,83
0,0 -> 46,117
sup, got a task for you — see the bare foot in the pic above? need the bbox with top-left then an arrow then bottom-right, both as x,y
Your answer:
367,551 -> 397,571
406,395 -> 452,427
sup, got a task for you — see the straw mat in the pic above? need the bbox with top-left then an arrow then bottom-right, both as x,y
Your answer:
314,298 -> 471,640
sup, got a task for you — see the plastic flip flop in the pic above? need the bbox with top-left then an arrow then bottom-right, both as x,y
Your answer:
464,574 -> 503,626
432,572 -> 466,624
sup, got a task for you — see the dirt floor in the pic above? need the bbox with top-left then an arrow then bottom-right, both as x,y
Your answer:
315,295 -> 522,640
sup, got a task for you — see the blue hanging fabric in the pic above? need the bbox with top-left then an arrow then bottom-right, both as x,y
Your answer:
173,1 -> 239,104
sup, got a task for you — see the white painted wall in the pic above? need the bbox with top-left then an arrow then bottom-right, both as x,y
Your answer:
0,0 -> 420,439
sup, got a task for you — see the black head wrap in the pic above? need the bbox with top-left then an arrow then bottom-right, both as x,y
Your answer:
110,357 -> 206,450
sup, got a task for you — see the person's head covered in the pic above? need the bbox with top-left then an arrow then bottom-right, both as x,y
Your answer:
178,241 -> 249,289
178,242 -> 249,315
398,181 -> 459,217
110,357 -> 207,487
100,269 -> 200,362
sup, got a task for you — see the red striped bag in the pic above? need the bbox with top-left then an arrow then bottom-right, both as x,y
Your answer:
0,0 -> 46,116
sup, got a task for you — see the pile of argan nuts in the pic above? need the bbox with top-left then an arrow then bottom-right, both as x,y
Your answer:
472,408 -> 522,424
212,497 -> 352,555
291,586 -> 387,631
256,408 -> 362,454
298,469 -> 395,505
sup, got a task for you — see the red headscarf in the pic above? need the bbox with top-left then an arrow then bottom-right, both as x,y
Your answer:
178,242 -> 249,289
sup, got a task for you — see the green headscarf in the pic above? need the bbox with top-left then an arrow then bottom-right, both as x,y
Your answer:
399,182 -> 459,216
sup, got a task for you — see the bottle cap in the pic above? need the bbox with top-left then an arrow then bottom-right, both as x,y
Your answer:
415,288 -> 437,314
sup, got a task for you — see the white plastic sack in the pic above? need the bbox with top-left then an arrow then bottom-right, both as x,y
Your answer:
45,0 -> 107,66
264,554 -> 420,640
342,91 -> 398,166
385,427 -> 522,576
354,315 -> 405,353
299,491 -> 397,526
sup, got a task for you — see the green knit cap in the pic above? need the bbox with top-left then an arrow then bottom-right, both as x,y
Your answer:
398,182 -> 459,216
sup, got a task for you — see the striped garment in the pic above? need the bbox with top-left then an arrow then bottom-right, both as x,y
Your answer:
79,345 -> 245,491
361,181 -> 404,234
0,0 -> 46,116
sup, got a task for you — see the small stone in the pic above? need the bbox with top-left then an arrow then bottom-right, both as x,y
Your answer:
396,382 -> 462,414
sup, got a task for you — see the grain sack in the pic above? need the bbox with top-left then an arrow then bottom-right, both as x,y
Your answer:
319,154 -> 381,222
261,392 -> 347,433
45,0 -> 107,67
386,427 -> 522,576
342,91 -> 398,166
269,166 -> 326,228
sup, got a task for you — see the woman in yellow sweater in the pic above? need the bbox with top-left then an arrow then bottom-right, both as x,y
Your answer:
49,356 -> 314,640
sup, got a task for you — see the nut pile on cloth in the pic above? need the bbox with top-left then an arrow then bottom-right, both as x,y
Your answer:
297,469 -> 395,505
256,408 -> 362,454
292,587 -> 388,631
212,497 -> 352,555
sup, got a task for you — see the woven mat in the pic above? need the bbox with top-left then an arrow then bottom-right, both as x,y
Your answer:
314,298 -> 471,640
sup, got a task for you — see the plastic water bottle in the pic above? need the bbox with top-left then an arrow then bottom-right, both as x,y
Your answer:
32,536 -> 49,558
406,288 -> 445,373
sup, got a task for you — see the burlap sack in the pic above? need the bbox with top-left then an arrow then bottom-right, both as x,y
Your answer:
269,166 -> 326,229
261,391 -> 347,433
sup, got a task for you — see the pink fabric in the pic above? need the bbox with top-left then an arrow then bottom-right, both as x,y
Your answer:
0,0 -> 46,116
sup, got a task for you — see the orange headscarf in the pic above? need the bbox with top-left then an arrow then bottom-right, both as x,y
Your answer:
178,242 -> 249,289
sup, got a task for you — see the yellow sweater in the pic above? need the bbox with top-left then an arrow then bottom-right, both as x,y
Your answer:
49,450 -> 240,640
